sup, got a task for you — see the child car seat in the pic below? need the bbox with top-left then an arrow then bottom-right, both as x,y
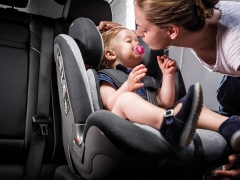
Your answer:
53,17 -> 232,180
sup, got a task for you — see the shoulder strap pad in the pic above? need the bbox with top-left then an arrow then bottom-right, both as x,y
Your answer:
98,69 -> 127,88
142,76 -> 160,91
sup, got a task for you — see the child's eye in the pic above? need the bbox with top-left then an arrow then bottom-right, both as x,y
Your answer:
126,40 -> 132,43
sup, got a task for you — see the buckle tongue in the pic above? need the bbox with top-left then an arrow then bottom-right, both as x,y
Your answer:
164,109 -> 173,117
32,116 -> 52,135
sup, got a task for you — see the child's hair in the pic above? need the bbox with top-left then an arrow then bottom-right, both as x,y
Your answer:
97,26 -> 127,70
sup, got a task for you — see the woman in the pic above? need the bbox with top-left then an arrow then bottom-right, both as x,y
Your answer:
98,0 -> 240,178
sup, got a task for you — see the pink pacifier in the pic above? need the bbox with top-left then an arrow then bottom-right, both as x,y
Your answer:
134,44 -> 145,56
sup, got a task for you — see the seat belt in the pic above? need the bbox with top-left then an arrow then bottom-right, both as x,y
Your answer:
24,18 -> 54,180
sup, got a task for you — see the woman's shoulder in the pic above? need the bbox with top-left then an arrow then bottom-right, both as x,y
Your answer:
216,1 -> 240,29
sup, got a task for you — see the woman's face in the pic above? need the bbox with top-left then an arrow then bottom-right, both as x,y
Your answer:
134,3 -> 171,50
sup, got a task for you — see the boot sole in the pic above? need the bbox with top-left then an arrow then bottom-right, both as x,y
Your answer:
231,130 -> 240,152
180,83 -> 203,148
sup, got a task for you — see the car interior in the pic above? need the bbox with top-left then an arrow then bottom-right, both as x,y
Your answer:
0,0 -> 236,179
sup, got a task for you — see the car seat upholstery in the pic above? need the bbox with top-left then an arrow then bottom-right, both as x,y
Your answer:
54,0 -> 112,36
53,17 -> 232,180
0,0 -> 66,179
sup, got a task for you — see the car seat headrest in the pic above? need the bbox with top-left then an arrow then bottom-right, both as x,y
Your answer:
63,0 -> 112,26
0,0 -> 29,8
69,17 -> 103,68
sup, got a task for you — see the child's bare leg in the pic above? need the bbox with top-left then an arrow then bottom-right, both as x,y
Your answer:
197,106 -> 228,132
197,106 -> 240,152
112,92 -> 198,130
112,92 -> 166,130
112,83 -> 203,148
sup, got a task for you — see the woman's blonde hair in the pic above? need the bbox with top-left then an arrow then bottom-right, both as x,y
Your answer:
135,0 -> 220,32
97,26 -> 127,70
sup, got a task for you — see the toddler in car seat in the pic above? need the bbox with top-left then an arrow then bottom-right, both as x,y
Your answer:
97,26 -> 240,151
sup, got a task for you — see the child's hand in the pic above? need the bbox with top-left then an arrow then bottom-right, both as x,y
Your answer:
127,64 -> 147,92
157,55 -> 177,75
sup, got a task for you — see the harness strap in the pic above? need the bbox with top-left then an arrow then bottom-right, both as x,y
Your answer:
146,90 -> 158,106
98,69 -> 160,106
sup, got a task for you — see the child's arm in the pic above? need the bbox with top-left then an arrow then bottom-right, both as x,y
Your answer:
100,64 -> 147,111
156,55 -> 177,108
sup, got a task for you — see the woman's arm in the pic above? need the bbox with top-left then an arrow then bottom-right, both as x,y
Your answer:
156,55 -> 177,108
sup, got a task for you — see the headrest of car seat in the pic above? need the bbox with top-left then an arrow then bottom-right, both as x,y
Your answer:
63,0 -> 112,25
69,17 -> 103,68
0,0 -> 29,8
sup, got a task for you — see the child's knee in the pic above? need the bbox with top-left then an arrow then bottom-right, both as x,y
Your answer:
117,92 -> 139,104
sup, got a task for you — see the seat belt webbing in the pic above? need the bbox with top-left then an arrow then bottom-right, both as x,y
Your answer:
146,90 -> 158,106
24,18 -> 54,180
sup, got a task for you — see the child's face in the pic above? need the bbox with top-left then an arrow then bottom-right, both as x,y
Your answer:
110,29 -> 143,69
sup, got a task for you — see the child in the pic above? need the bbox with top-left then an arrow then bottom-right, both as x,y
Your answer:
97,26 -> 240,151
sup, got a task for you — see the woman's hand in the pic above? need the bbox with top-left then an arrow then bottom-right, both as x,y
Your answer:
97,21 -> 122,33
213,153 -> 240,178
127,64 -> 147,92
157,55 -> 177,75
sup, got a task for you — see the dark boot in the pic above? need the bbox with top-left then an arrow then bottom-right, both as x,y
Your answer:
219,115 -> 240,152
160,83 -> 203,148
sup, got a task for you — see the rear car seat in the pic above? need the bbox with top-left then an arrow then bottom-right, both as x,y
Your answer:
54,0 -> 112,36
0,0 -> 66,179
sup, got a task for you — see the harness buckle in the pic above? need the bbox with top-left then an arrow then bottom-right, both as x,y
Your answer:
164,109 -> 173,117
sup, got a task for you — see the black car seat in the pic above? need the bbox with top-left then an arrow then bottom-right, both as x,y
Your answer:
54,0 -> 112,37
53,17 -> 232,180
0,0 -> 66,179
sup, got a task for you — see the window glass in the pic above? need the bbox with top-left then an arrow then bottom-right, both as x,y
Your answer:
111,0 -> 135,30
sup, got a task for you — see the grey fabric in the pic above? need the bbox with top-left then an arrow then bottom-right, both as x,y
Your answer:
197,129 -> 227,160
135,123 -> 227,162
68,18 -> 104,68
87,69 -> 101,111
84,110 -> 175,160
62,0 -> 112,25
59,34 -> 94,112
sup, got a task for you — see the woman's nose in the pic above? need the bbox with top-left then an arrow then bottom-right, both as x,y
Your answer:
136,26 -> 143,37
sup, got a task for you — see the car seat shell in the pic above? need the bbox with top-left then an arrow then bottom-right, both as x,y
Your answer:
53,17 -> 231,180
